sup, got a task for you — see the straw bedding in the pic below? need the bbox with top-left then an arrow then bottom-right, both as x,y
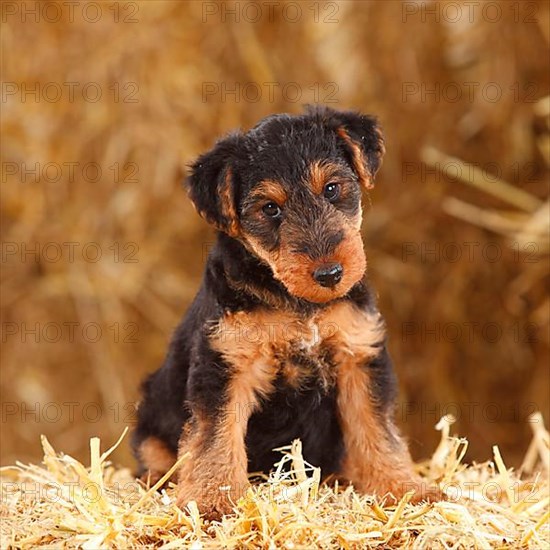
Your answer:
2,0 -> 549,472
1,414 -> 548,549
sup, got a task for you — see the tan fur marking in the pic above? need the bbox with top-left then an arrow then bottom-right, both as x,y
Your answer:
177,375 -> 268,516
264,226 -> 366,304
242,235 -> 280,273
250,180 -> 288,206
210,307 -> 328,390
210,308 -> 299,362
176,314 -> 281,517
309,161 -> 341,195
281,361 -> 305,388
213,302 -> 385,374
139,436 -> 177,484
243,180 -> 366,304
352,210 -> 363,231
321,301 -> 385,358
337,127 -> 374,190
337,358 -> 417,498
310,160 -> 364,230
176,303 -> 438,517
219,168 -> 240,237
332,304 -> 438,502
177,414 -> 247,517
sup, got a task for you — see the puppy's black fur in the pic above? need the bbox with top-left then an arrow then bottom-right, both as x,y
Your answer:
132,106 -> 434,518
132,235 -> 389,472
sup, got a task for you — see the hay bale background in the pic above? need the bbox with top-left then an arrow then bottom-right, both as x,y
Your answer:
1,0 -> 549,474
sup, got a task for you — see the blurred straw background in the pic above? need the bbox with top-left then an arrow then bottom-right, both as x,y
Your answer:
1,0 -> 549,472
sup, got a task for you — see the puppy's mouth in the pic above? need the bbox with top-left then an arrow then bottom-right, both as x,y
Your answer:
274,263 -> 365,304
270,233 -> 367,304
242,229 -> 367,303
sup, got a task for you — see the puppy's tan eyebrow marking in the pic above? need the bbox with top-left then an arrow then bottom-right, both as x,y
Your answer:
309,161 -> 348,195
249,180 -> 288,205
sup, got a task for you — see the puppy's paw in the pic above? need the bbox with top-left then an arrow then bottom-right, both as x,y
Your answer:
177,494 -> 233,521
176,480 -> 246,521
390,478 -> 445,504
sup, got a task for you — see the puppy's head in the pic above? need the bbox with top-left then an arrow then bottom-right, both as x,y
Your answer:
186,106 -> 385,304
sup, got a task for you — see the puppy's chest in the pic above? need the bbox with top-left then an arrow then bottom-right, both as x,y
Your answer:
274,318 -> 336,389
209,301 -> 385,391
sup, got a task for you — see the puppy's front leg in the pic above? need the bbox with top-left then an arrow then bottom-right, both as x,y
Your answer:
336,345 -> 439,503
176,333 -> 276,519
176,402 -> 248,519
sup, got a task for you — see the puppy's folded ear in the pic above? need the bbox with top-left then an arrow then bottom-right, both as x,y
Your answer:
308,106 -> 385,190
185,134 -> 242,236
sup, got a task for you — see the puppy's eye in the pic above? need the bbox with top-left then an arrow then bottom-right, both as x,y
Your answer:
323,182 -> 340,202
262,202 -> 282,218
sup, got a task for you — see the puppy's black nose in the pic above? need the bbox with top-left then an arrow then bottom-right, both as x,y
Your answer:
313,263 -> 343,288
